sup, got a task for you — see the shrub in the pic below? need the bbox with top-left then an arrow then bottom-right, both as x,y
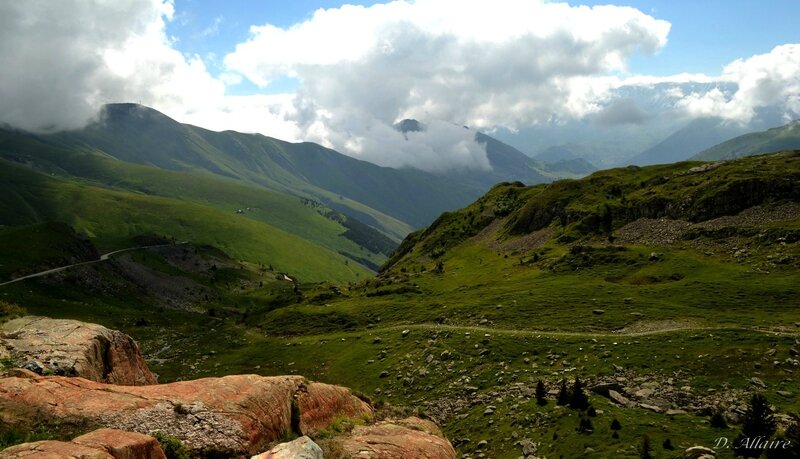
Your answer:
151,432 -> 190,459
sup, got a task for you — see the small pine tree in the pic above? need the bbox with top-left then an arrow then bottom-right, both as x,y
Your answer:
710,411 -> 729,428
663,438 -> 674,450
734,393 -> 777,458
612,431 -> 619,439
557,380 -> 570,406
578,417 -> 594,434
611,418 -> 622,431
639,435 -> 654,459
587,405 -> 597,417
569,377 -> 590,410
535,380 -> 548,406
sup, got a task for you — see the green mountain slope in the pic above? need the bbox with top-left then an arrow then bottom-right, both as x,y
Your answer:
693,120 -> 800,161
43,104 -> 479,232
3,151 -> 800,458
0,129 -> 396,271
0,159 -> 372,282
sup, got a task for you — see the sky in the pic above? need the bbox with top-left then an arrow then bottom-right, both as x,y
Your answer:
1,0 -> 798,171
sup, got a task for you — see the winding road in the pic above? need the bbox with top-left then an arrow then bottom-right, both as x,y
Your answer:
0,242 -> 185,287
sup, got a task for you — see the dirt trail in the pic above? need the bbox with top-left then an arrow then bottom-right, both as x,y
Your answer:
0,243 -> 185,287
350,322 -> 800,339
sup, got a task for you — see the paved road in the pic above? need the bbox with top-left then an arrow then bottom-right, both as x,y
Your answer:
0,243 -> 184,287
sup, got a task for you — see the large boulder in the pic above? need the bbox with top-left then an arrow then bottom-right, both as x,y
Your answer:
0,371 -> 371,456
333,417 -> 457,459
0,316 -> 157,385
251,436 -> 323,459
0,428 -> 166,459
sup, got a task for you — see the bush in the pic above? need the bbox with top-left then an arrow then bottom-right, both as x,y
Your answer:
151,432 -> 190,459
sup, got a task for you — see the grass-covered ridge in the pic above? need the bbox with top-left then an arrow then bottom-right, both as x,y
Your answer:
2,151 -> 799,458
0,159 -> 371,283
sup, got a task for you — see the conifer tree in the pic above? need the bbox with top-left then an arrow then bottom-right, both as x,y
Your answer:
556,380 -> 570,406
535,380 -> 548,406
734,393 -> 777,458
569,377 -> 590,410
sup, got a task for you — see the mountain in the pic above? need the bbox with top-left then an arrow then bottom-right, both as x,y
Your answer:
4,150 -> 800,458
625,117 -> 753,166
43,104 -> 483,234
692,119 -> 800,161
0,104 -> 562,280
0,158 -> 375,282
395,118 -> 563,189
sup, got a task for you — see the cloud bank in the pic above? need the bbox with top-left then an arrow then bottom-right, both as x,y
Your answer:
0,0 -> 798,172
224,0 -> 670,169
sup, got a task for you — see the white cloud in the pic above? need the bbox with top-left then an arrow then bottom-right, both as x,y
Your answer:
669,44 -> 800,122
224,0 -> 671,170
0,0 -> 293,138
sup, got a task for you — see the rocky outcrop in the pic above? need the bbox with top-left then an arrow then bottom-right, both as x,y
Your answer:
295,381 -> 371,436
0,428 -> 166,459
0,316 -> 157,385
0,371 -> 371,456
251,436 -> 323,459
333,417 -> 457,459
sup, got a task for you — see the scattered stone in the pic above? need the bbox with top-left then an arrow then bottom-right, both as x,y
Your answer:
483,406 -> 495,416
519,438 -> 536,456
372,337 -> 382,344
666,409 -> 687,416
592,310 -> 605,315
684,445 -> 716,458
401,330 -> 410,338
750,377 -> 767,388
479,349 -> 490,357
22,360 -> 44,375
639,403 -> 664,413
791,348 -> 799,357
380,371 -> 390,378
777,390 -> 794,398
476,440 -> 488,449
608,390 -> 633,407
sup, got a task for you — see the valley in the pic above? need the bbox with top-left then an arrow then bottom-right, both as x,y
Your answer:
2,144 -> 798,457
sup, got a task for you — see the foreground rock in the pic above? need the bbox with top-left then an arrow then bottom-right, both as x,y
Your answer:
332,417 -> 457,459
0,371 -> 370,456
251,436 -> 323,459
0,316 -> 157,385
1,428 -> 166,459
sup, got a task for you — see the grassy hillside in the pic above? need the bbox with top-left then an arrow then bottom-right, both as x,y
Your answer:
40,103 -> 475,232
693,120 -> 800,161
0,159 -> 371,282
3,152 -> 799,458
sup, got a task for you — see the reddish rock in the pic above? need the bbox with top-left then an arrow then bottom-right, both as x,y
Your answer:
0,429 -> 166,459
0,373 -> 371,456
0,316 -> 157,385
0,440 -> 114,458
73,429 -> 166,459
296,382 -> 372,435
335,417 -> 457,459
